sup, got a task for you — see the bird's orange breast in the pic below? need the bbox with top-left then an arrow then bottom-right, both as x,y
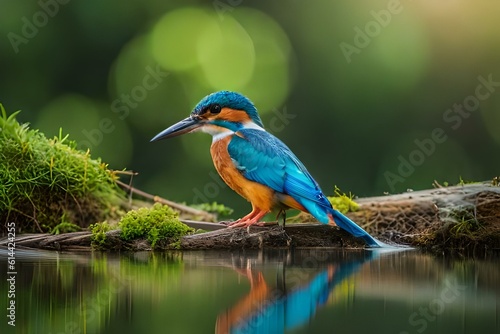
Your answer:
210,135 -> 275,211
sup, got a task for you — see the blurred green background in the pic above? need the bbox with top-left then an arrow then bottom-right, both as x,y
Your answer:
1,0 -> 499,218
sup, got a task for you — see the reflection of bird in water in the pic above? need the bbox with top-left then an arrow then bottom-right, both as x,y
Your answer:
215,251 -> 374,334
151,91 -> 382,247
215,267 -> 270,334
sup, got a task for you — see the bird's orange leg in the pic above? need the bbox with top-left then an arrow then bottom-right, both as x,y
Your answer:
228,207 -> 269,228
234,208 -> 261,223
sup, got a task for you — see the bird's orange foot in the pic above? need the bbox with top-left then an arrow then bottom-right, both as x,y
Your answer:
227,221 -> 274,228
228,209 -> 269,228
227,219 -> 264,228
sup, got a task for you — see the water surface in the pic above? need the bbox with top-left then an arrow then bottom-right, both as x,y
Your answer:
0,248 -> 499,334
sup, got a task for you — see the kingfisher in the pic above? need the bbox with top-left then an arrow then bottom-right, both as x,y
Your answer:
151,91 -> 383,247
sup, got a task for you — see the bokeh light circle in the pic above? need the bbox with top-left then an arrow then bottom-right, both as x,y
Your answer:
151,8 -> 216,72
149,7 -> 294,115
197,16 -> 255,90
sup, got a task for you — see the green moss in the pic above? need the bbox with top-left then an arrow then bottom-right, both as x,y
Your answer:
51,222 -> 81,234
327,186 -> 359,214
0,106 -> 124,234
450,216 -> 480,237
417,205 -> 493,254
90,221 -> 112,247
190,201 -> 233,217
457,176 -> 479,186
168,239 -> 182,250
436,177 -> 481,188
119,203 -> 193,248
447,207 -> 481,237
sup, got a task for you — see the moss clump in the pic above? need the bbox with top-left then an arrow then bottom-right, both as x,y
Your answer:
119,203 -> 193,248
327,186 -> 359,214
0,106 -> 124,235
89,221 -> 112,247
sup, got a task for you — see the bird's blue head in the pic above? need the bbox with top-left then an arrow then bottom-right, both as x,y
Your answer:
151,91 -> 264,141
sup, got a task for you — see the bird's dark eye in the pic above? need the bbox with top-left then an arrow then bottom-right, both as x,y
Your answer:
211,104 -> 221,114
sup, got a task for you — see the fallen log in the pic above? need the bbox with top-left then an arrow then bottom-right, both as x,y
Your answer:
351,181 -> 500,254
1,181 -> 499,254
0,225 -> 366,252
180,224 -> 366,250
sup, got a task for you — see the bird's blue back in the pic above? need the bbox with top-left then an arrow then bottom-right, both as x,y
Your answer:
227,128 -> 333,223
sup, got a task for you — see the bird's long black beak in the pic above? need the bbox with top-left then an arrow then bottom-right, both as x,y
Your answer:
150,117 -> 202,142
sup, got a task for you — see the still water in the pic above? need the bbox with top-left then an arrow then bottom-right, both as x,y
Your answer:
0,247 -> 499,334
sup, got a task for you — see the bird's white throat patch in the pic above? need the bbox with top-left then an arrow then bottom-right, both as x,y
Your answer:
209,122 -> 265,142
211,130 -> 233,142
242,122 -> 265,131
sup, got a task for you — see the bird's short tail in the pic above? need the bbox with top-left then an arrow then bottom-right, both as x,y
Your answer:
329,209 -> 384,248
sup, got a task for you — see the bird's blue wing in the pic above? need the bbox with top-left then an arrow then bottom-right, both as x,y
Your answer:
227,130 -> 287,192
227,129 -> 384,247
227,129 -> 333,222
